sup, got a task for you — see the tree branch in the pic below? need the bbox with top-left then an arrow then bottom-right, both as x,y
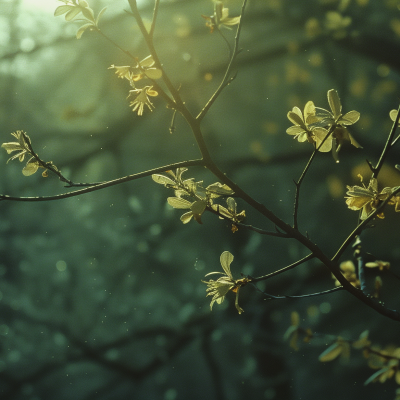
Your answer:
0,159 -> 205,202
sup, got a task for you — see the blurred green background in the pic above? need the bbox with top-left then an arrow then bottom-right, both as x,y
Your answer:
1,0 -> 400,399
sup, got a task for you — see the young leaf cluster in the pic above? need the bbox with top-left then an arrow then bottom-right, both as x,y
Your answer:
54,0 -> 107,39
1,131 -> 56,177
286,312 -> 400,395
202,251 -> 249,314
152,168 -> 245,228
287,89 -> 361,162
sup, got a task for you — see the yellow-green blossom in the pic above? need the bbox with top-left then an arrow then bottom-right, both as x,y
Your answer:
152,168 -> 205,199
389,109 -> 400,125
167,197 -> 207,224
127,86 -> 158,115
314,89 -> 361,161
324,11 -> 351,39
2,130 -> 31,163
54,1 -> 107,39
286,100 -> 330,151
202,251 -> 248,314
388,194 -> 400,212
319,337 -> 351,362
108,65 -> 133,80
345,176 -> 392,220
202,1 -> 240,33
364,347 -> 400,385
332,261 -> 360,288
212,197 -> 245,232
152,168 -> 235,224
1,130 -> 48,176
365,260 -> 390,271
109,56 -> 162,83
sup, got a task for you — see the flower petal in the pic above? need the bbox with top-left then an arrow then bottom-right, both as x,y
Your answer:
180,211 -> 194,224
287,110 -> 305,127
389,109 -> 400,123
339,110 -> 360,125
144,68 -> 162,80
304,101 -> 316,120
220,251 -> 234,279
313,128 -> 332,152
286,126 -> 305,136
76,23 -> 93,39
319,342 -> 343,362
327,89 -> 341,118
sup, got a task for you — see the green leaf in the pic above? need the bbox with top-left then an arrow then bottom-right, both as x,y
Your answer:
287,110 -> 305,127
80,5 -> 95,23
76,23 -> 93,39
180,211 -> 193,224
340,110 -> 360,125
22,158 -> 40,176
313,128 -> 332,152
152,174 -> 176,186
319,342 -> 343,362
190,200 -> 206,215
220,251 -> 234,278
2,142 -> 22,154
167,197 -> 192,209
144,68 -> 162,80
327,89 -> 341,118
283,325 -> 298,341
65,7 -> 82,21
96,6 -> 107,26
140,55 -> 155,68
206,182 -> 234,196
364,367 -> 391,386
54,5 -> 73,17
390,109 -> 399,122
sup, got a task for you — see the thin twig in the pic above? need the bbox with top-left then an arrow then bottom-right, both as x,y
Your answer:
292,125 -> 335,229
196,0 -> 247,121
149,0 -> 160,38
95,28 -> 135,60
0,159 -> 205,202
371,104 -> 400,179
292,148 -> 317,230
206,203 -> 290,237
217,28 -> 233,57
128,0 -> 181,104
169,109 -> 177,134
22,131 -> 74,185
250,253 -> 315,283
252,284 -> 343,300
